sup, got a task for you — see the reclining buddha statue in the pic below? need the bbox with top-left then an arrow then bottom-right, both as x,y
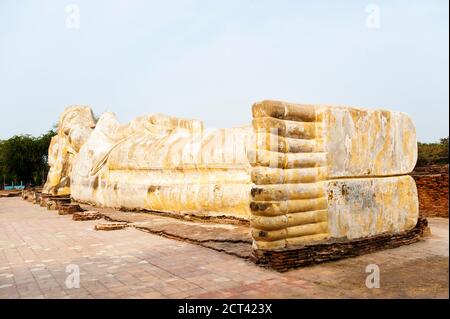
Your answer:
43,100 -> 419,251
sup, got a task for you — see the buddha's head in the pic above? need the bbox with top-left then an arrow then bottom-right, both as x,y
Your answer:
42,106 -> 96,195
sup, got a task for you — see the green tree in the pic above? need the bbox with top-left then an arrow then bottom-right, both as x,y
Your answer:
417,136 -> 449,167
0,130 -> 56,187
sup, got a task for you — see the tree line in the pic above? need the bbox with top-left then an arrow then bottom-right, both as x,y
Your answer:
417,137 -> 449,166
0,130 -> 56,187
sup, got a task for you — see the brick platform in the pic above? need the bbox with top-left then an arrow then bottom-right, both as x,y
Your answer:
251,218 -> 429,272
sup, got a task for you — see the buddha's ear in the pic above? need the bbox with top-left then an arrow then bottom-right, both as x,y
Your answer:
63,127 -> 71,135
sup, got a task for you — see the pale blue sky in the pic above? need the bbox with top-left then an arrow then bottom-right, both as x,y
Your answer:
0,0 -> 448,142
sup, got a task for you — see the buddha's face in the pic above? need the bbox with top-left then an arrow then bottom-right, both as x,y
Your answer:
59,107 -> 96,152
43,106 -> 95,195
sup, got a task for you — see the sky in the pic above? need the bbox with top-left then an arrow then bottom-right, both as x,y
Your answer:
0,0 -> 448,142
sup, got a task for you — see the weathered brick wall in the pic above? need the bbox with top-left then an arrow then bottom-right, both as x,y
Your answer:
411,165 -> 449,218
252,218 -> 428,271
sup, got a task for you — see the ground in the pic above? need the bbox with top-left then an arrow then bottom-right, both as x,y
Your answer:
0,197 -> 448,299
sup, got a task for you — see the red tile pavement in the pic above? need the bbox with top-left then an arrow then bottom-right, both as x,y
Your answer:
0,197 -> 448,299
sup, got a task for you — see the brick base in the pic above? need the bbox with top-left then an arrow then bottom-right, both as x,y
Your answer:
411,165 -> 449,218
251,218 -> 429,272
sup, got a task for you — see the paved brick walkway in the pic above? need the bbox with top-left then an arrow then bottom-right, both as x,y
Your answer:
0,197 -> 448,299
82,205 -> 253,258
